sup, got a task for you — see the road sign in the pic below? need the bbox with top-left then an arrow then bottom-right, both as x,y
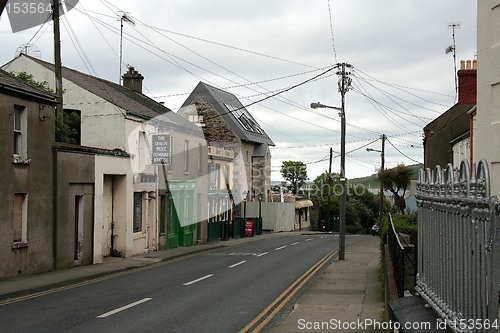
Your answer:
151,133 -> 172,165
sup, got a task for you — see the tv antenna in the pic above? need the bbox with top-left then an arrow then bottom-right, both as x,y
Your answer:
15,43 -> 41,59
118,12 -> 135,84
446,22 -> 460,100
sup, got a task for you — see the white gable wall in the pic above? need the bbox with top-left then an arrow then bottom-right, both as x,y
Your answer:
3,57 -> 127,151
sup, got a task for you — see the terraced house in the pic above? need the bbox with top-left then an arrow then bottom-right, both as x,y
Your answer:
2,54 -> 208,276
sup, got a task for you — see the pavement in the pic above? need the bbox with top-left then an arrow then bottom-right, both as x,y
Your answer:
0,232 -> 385,332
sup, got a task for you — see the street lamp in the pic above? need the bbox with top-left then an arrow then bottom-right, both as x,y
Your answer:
242,190 -> 248,238
258,193 -> 263,235
310,101 -> 346,260
310,102 -> 342,112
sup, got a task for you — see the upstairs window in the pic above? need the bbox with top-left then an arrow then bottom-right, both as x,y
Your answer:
13,105 -> 27,158
62,109 -> 81,145
198,143 -> 202,175
184,140 -> 189,173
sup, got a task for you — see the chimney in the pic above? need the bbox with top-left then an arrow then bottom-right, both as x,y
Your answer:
457,59 -> 477,104
122,66 -> 144,94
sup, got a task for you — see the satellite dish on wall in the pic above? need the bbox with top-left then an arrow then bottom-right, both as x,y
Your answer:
15,44 -> 41,59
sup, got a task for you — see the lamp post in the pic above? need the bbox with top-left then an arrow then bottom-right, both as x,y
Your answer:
242,190 -> 248,238
310,101 -> 345,260
258,193 -> 263,235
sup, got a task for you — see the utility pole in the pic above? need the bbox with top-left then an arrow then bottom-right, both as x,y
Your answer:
367,135 -> 385,225
337,62 -> 352,261
379,134 -> 385,224
327,147 -> 332,232
52,0 -> 63,121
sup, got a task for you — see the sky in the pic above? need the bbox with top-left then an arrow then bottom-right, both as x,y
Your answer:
0,0 -> 478,182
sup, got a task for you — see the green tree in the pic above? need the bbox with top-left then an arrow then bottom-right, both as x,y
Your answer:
12,71 -> 79,144
280,161 -> 308,194
378,164 -> 412,214
13,71 -> 54,92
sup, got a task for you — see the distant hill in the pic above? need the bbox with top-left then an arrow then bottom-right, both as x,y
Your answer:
349,163 -> 423,188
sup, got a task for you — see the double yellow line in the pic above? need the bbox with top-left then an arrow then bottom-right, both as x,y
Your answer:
239,248 -> 338,333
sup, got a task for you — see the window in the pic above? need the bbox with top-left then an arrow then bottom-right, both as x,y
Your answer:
13,193 -> 27,246
138,131 -> 147,171
133,192 -> 143,232
13,105 -> 27,158
209,163 -> 221,190
225,165 -> 231,187
198,143 -> 202,175
184,140 -> 189,173
62,109 -> 81,145
223,103 -> 264,134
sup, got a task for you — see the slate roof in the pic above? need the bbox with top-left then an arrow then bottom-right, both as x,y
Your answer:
424,103 -> 475,134
178,81 -> 275,146
10,54 -> 182,125
0,68 -> 57,103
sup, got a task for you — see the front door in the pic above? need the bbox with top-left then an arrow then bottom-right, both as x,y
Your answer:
166,193 -> 178,249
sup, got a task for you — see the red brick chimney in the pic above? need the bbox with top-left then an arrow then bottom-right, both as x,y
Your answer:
457,59 -> 477,104
122,66 -> 144,94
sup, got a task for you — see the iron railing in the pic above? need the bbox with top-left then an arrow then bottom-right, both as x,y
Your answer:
388,214 -> 415,298
416,159 -> 500,332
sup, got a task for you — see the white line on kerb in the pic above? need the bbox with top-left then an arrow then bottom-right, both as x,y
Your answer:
229,261 -> 247,268
97,298 -> 152,318
183,274 -> 213,286
290,242 -> 299,246
275,246 -> 286,251
256,252 -> 268,257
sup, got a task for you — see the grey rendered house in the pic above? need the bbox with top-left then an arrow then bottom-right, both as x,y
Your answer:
0,68 -> 57,278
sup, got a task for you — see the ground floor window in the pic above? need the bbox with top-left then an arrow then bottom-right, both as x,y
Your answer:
13,193 -> 27,244
133,192 -> 143,232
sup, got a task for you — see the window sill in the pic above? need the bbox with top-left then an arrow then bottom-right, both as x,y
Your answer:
12,156 -> 31,165
12,241 -> 28,249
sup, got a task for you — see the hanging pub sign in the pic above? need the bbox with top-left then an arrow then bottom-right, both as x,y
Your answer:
151,133 -> 172,165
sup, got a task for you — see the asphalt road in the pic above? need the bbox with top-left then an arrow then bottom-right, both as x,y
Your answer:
0,233 -> 344,333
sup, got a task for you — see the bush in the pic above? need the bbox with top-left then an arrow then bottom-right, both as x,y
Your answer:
380,213 -> 418,246
346,223 -> 363,234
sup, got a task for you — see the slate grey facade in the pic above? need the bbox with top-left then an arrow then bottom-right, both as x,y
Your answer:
0,69 -> 57,278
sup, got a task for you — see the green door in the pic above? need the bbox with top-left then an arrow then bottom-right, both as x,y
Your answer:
169,181 -> 196,247
180,190 -> 195,246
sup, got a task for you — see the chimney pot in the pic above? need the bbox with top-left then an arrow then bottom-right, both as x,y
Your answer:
457,59 -> 477,105
122,66 -> 144,94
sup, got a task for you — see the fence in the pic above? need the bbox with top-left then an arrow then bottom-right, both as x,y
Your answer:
387,214 -> 415,298
416,159 -> 500,332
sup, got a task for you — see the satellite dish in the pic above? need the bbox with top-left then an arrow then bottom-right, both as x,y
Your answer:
15,44 -> 41,59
